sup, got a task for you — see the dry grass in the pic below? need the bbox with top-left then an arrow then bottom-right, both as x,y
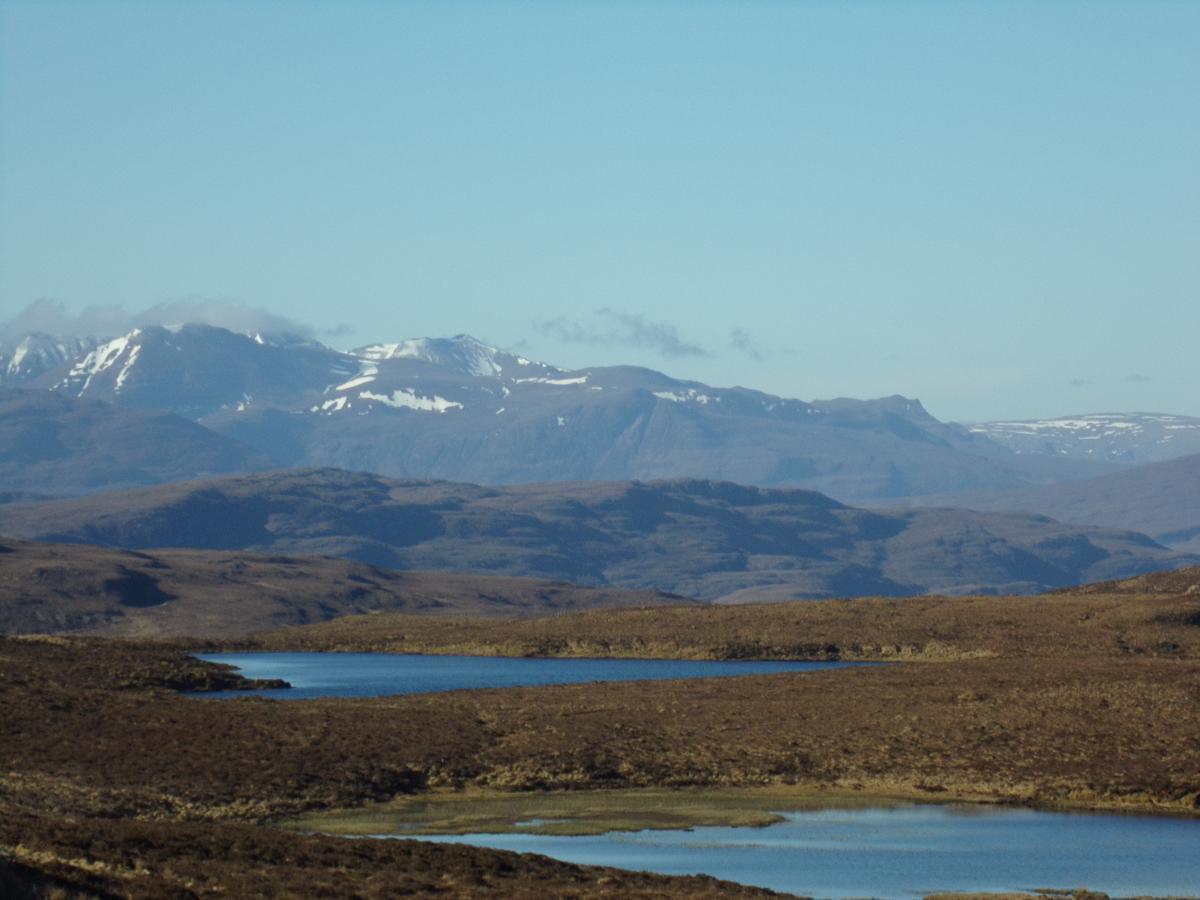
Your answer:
4,575 -> 1200,896
247,584 -> 1200,663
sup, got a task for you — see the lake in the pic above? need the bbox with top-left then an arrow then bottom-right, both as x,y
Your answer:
405,802 -> 1200,898
198,652 -> 864,699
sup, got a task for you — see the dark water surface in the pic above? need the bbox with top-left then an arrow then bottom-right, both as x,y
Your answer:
198,652 -> 863,699
408,804 -> 1200,898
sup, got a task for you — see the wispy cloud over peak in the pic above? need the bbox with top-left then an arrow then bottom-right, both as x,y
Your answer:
535,308 -> 711,358
0,298 -> 317,342
728,328 -> 765,361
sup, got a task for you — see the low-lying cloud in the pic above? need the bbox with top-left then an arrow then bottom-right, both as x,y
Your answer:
728,327 -> 765,361
535,308 -> 710,358
0,298 -> 316,342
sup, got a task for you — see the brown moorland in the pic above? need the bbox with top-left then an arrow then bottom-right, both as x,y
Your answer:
0,638 -> 784,898
3,567 -> 1200,896
245,568 -> 1200,661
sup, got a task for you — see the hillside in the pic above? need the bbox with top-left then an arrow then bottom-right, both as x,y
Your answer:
0,468 -> 1190,600
0,539 -> 688,638
0,388 -> 269,497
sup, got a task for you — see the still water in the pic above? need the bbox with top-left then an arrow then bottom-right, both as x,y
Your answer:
407,803 -> 1200,898
198,652 -> 863,699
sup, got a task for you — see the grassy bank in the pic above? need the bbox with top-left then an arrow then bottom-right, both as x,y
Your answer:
285,785 -> 1002,837
243,583 -> 1200,663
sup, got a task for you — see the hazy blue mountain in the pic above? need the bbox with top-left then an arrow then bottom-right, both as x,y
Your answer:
0,469 -> 1188,601
0,388 -> 271,497
897,452 -> 1200,555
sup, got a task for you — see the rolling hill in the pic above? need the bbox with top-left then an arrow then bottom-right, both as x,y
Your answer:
0,468 -> 1189,600
0,538 -> 689,638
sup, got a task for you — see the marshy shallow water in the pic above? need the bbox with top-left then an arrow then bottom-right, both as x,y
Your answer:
198,651 -> 864,699
403,802 -> 1200,898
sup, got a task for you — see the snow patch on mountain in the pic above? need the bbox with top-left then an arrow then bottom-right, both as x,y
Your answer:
334,364 -> 379,392
358,388 -> 463,413
353,335 -> 505,377
1,333 -> 99,384
969,413 -> 1200,464
62,332 -> 139,395
114,344 -> 141,392
654,389 -> 716,405
515,375 -> 589,386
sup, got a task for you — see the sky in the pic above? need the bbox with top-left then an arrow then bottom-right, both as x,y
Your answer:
1,1 -> 1196,423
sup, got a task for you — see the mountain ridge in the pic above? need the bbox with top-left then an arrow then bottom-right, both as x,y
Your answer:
0,467 -> 1189,601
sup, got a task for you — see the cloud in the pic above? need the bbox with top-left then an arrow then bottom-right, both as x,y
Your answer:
1125,373 -> 1152,384
535,308 -> 711,358
0,298 -> 316,342
319,321 -> 355,339
728,327 -> 765,361
1069,377 -> 1093,388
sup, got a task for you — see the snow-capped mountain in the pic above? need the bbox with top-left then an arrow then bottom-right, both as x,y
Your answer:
969,413 -> 1200,465
13,324 -> 1117,502
0,333 -> 98,385
42,323 -> 352,418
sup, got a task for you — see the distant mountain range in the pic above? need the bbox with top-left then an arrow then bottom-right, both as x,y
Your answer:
968,413 -> 1200,465
899,451 -> 1200,555
4,322 -> 1121,503
0,469 -> 1189,600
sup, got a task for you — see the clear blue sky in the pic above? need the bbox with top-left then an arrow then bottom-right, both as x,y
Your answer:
1,1 -> 1196,422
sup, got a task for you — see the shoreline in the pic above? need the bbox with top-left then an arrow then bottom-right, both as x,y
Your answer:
284,781 -> 1200,839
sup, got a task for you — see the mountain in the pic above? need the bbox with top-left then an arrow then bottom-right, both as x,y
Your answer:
0,538 -> 689,638
897,452 -> 1200,555
968,413 -> 1200,465
0,388 -> 271,498
36,323 -> 351,419
0,333 -> 98,385
17,324 -> 1112,502
0,469 -> 1189,600
212,342 -> 1110,502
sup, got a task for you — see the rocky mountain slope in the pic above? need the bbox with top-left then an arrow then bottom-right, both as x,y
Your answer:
0,332 -> 98,385
0,469 -> 1189,600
